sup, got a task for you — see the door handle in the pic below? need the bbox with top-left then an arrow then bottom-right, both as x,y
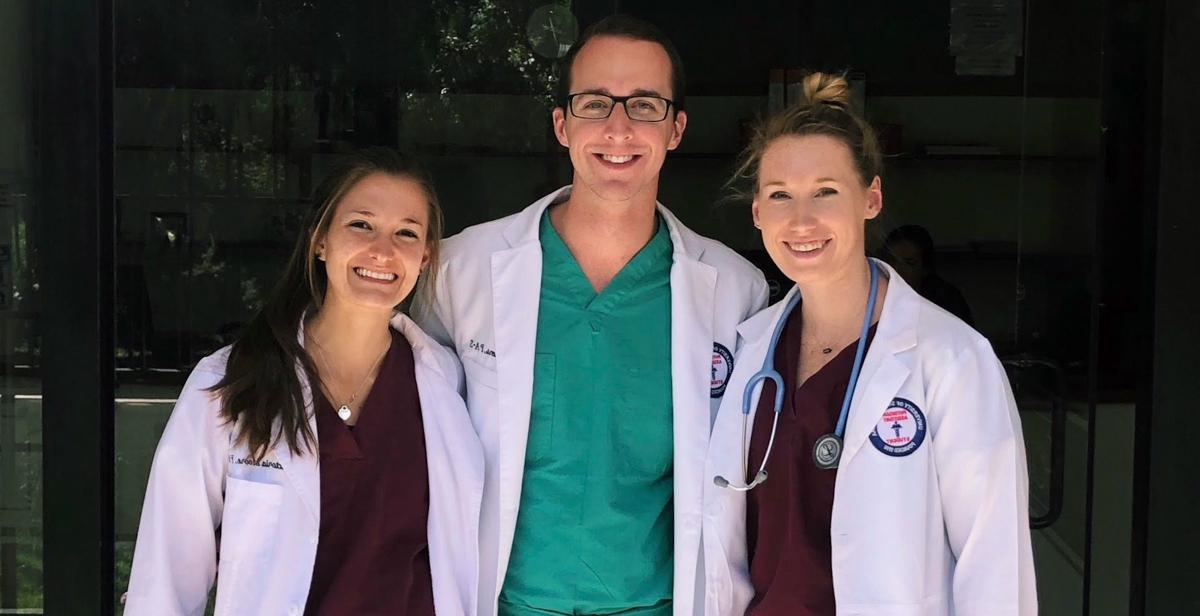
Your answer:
1002,357 -> 1066,530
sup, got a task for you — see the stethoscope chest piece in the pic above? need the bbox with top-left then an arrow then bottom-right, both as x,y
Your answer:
812,433 -> 843,470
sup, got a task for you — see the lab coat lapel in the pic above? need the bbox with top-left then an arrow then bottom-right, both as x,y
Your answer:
838,353 -> 910,466
664,210 -> 717,482
395,314 -> 486,520
491,192 -> 554,579
838,260 -> 918,467
668,244 -> 716,502
279,322 -> 321,523
399,314 -> 485,616
657,207 -> 716,614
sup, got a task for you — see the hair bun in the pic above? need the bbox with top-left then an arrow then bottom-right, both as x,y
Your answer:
802,72 -> 851,109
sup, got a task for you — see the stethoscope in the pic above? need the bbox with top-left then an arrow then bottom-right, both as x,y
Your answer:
714,260 -> 879,491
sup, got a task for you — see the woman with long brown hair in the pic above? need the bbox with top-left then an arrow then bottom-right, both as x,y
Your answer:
702,74 -> 1036,615
124,148 -> 483,615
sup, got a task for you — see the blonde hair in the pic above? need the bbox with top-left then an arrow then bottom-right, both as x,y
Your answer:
729,72 -> 882,200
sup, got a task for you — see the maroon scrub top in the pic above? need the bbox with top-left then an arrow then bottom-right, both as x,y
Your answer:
304,329 -> 435,616
745,306 -> 877,616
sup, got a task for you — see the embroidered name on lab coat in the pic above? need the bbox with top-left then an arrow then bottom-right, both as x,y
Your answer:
228,455 -> 284,470
468,338 -> 496,358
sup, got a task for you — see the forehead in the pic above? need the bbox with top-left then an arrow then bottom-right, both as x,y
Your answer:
333,172 -> 429,222
759,134 -> 858,182
569,35 -> 674,97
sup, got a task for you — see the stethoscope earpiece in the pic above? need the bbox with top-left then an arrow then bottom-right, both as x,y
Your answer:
713,470 -> 768,492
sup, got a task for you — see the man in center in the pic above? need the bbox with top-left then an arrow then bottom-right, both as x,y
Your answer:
417,15 -> 768,616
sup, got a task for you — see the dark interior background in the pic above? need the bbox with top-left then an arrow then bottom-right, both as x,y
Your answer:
6,0 -> 1195,614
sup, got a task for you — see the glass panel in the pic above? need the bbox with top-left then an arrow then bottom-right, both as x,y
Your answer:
113,1 -> 572,611
636,2 -> 1105,613
0,0 -> 42,610
112,1 -> 1115,613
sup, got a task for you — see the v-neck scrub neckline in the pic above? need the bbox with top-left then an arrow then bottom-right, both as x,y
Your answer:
304,329 -> 435,616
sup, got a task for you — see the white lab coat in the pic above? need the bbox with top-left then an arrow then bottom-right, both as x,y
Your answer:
703,259 -> 1037,616
124,314 -> 484,616
414,186 -> 769,616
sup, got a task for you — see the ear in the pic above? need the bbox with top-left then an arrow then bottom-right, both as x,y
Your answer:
751,197 -> 762,230
420,245 -> 431,271
864,175 -> 883,220
552,107 -> 569,148
315,240 -> 327,261
667,110 -> 688,151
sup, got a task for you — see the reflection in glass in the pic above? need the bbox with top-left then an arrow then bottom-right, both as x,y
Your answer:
1,0 -> 41,609
112,1 -> 575,609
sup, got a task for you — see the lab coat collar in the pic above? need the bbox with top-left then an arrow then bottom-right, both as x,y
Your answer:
389,311 -> 460,385
736,285 -> 800,343
500,185 -> 569,248
500,185 -> 709,263
841,259 -> 920,465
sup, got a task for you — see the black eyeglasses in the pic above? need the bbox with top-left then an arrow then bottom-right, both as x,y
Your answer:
565,93 -> 675,122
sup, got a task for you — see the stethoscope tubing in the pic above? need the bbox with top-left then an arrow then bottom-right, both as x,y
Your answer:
836,262 -> 879,437
717,260 -> 879,490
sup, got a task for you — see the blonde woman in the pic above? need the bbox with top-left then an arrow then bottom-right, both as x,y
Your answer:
702,74 -> 1037,615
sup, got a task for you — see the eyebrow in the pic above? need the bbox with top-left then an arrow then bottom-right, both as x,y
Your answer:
761,177 -> 841,188
347,210 -> 426,226
577,87 -> 666,98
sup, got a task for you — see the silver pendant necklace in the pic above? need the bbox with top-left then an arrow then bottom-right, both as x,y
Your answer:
309,334 -> 390,423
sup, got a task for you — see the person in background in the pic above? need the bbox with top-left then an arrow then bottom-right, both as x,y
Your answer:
124,148 -> 484,616
703,72 -> 1036,615
883,224 -> 974,326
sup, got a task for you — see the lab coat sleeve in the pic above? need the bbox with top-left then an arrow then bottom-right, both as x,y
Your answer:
929,338 -> 1038,616
123,358 -> 231,616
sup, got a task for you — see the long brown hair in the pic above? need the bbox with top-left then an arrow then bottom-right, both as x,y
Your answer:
211,147 -> 443,459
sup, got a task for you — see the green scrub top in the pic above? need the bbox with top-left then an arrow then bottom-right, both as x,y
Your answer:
498,210 -> 675,616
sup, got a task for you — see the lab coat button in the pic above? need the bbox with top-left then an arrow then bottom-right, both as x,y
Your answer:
288,606 -> 300,616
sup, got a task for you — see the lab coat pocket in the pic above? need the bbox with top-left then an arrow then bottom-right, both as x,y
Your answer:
526,353 -> 557,464
219,476 -> 283,561
461,355 -> 498,390
213,477 -> 283,614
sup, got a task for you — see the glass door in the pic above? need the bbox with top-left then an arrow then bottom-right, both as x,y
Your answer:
0,0 -> 43,609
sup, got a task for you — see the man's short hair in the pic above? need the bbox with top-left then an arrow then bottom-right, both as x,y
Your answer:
557,14 -> 686,113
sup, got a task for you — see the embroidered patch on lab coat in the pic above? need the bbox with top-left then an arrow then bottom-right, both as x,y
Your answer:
869,397 -> 927,457
711,342 -> 734,398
